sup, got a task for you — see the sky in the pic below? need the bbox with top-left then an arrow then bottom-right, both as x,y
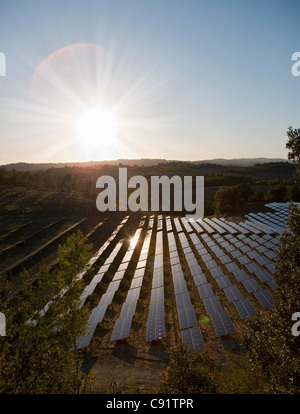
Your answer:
0,0 -> 300,164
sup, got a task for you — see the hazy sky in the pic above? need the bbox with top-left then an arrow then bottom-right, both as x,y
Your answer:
0,0 -> 300,164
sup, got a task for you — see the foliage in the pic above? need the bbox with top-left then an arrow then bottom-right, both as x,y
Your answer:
214,353 -> 268,394
213,183 -> 255,215
264,183 -> 288,202
0,231 -> 94,394
158,343 -> 217,394
122,378 -> 141,394
286,126 -> 300,181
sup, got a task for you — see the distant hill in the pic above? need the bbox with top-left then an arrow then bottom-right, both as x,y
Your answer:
191,158 -> 290,167
0,159 -> 167,172
1,157 -> 290,172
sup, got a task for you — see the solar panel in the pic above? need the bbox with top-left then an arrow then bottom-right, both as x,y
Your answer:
265,262 -> 276,273
170,255 -> 181,266
175,291 -> 192,309
205,259 -> 218,270
181,218 -> 194,233
177,306 -> 198,330
172,273 -> 188,295
133,267 -> 146,279
197,220 -> 215,233
219,255 -> 232,265
253,289 -> 274,308
192,272 -> 208,286
189,220 -> 204,233
215,275 -> 233,289
223,244 -> 237,254
223,285 -> 243,302
189,264 -> 202,276
266,279 -> 277,291
211,217 -> 237,234
233,298 -> 257,319
247,250 -> 260,259
197,283 -> 214,299
181,326 -> 205,352
90,272 -> 106,285
210,310 -> 235,336
237,255 -> 252,265
146,286 -> 165,341
255,255 -> 271,267
173,217 -> 183,232
130,277 -> 143,289
111,288 -> 141,341
241,278 -> 262,293
210,266 -> 225,279
245,262 -> 273,282
240,245 -> 252,254
203,295 -> 223,315
204,218 -> 226,234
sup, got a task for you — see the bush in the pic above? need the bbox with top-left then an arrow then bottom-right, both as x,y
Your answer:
158,343 -> 217,394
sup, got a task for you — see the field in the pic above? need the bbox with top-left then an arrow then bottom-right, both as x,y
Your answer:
0,183 -> 286,393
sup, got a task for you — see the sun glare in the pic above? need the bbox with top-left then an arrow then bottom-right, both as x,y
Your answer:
74,106 -> 119,150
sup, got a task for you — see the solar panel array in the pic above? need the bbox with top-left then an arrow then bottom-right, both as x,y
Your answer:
166,219 -> 205,352
38,215 -> 130,319
111,228 -> 153,341
77,218 -> 145,349
146,220 -> 165,341
184,230 -> 236,333
71,202 -> 291,351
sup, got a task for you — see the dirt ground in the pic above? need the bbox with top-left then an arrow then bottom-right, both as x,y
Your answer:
81,332 -> 245,393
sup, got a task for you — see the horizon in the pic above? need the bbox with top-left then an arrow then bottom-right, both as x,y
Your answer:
0,0 -> 299,164
0,156 -> 291,169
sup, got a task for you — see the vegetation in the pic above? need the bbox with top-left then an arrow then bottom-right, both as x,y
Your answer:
158,343 -> 217,394
0,231 -> 95,394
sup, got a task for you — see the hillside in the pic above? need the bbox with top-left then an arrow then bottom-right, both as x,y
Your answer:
1,158 -> 290,172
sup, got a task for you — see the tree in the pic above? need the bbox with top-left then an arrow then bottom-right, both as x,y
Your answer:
0,231 -> 94,394
242,127 -> 300,393
264,183 -> 288,202
214,186 -> 239,215
235,182 -> 255,202
286,126 -> 300,181
158,343 -> 217,394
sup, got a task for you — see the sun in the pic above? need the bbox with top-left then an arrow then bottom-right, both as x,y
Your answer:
74,106 -> 119,150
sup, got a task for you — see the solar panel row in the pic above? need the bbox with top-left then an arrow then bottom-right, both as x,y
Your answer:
146,227 -> 165,341
181,326 -> 205,352
77,219 -> 146,348
209,310 -> 236,336
146,286 -> 165,341
111,228 -> 153,342
166,226 -> 205,348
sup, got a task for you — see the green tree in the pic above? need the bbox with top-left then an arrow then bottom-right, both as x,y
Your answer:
0,231 -> 94,394
235,182 -> 255,202
214,186 -> 239,215
158,343 -> 217,394
264,183 -> 288,202
286,126 -> 300,181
